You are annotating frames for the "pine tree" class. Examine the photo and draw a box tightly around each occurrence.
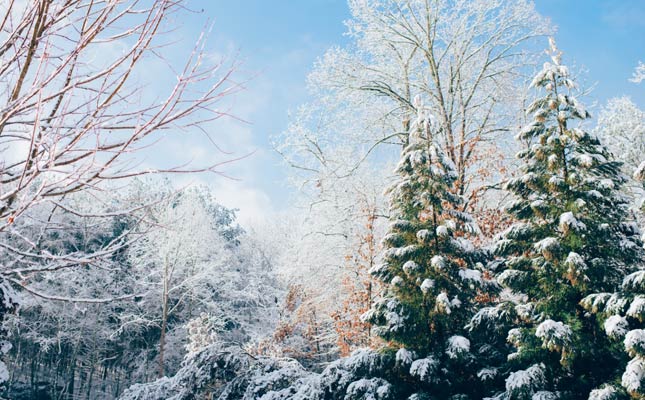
[361,97,495,398]
[493,39,644,398]
[575,164,645,398]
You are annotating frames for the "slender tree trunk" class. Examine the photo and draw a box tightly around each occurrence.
[158,258,170,378]
[30,357,36,394]
[114,369,121,398]
[68,363,75,400]
[158,311,167,378]
[86,365,95,400]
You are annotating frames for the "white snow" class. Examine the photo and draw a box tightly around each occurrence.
[521,172,537,183]
[467,305,511,332]
[565,252,586,269]
[532,392,557,400]
[604,315,629,339]
[505,363,546,396]
[446,335,471,359]
[435,292,452,314]
[634,161,645,181]
[0,361,8,385]
[535,319,572,351]
[396,348,415,366]
[632,61,645,84]
[565,251,588,282]
[459,268,482,284]
[384,245,419,260]
[559,212,586,233]
[416,229,431,242]
[622,356,645,394]
[368,262,388,276]
[455,237,475,252]
[446,219,457,231]
[409,357,439,383]
[547,154,558,168]
[409,149,428,166]
[431,255,446,270]
[477,367,498,381]
[589,385,620,400]
[0,279,19,310]
[598,179,615,190]
[557,111,567,122]
[420,279,434,294]
[534,237,559,255]
[402,260,420,275]
[623,271,645,291]
[507,328,522,346]
[345,378,392,400]
[497,269,527,288]
[577,154,593,167]
[625,329,645,357]
[395,245,419,258]
[382,299,405,331]
[627,296,645,321]
[391,276,404,286]
[548,175,564,187]
[436,225,449,237]
[0,341,11,355]
[382,233,403,246]
[606,294,630,314]
[515,303,534,320]
[571,128,586,140]
[570,94,586,113]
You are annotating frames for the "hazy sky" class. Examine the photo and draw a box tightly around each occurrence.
[152,0,645,226]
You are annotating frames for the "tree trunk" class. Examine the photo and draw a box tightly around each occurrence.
[86,365,95,400]
[67,363,75,400]
[158,310,167,378]
[158,258,170,378]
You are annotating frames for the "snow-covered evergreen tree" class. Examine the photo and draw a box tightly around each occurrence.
[579,269,645,398]
[578,168,645,398]
[360,97,495,398]
[493,39,645,398]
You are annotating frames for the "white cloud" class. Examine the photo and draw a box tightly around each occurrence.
[210,178,274,228]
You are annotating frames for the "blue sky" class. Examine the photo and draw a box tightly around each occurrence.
[161,0,645,225]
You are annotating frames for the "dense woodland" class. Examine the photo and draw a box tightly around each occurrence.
[1,0,645,399]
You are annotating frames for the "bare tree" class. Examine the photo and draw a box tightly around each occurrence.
[0,0,240,299]
[124,188,228,378]
[632,61,645,84]
[276,0,550,208]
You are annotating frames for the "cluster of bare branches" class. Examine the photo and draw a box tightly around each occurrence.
[278,0,550,211]
[0,0,239,300]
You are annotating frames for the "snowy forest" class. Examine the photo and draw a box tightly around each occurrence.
[1,0,645,399]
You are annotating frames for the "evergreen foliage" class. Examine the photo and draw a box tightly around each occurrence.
[360,97,497,398]
[492,39,645,398]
